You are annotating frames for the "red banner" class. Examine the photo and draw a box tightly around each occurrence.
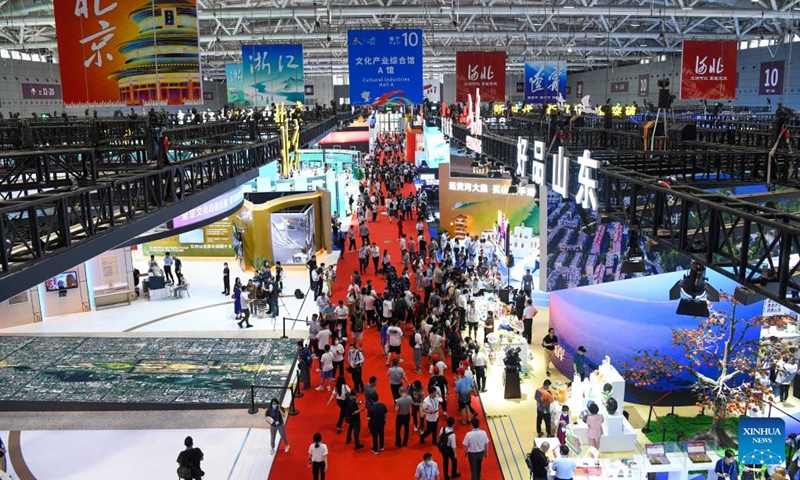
[54,0,203,107]
[456,51,506,103]
[680,40,738,100]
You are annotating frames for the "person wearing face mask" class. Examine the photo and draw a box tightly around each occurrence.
[266,397,290,455]
[307,432,328,480]
[415,452,441,480]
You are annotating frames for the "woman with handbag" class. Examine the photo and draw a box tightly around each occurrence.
[266,398,291,455]
[327,375,352,434]
[176,436,204,480]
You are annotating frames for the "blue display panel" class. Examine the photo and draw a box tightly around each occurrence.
[347,29,423,106]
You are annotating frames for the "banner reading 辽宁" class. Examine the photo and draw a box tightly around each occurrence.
[54,0,202,107]
[226,64,244,104]
[680,40,738,100]
[241,44,305,107]
[524,61,567,105]
[348,29,424,106]
[455,51,506,103]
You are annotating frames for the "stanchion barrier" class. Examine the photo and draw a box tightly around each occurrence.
[641,389,674,434]
[281,316,309,339]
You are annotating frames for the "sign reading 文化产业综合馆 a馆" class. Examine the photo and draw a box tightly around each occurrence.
[524,61,567,105]
[738,418,785,465]
[241,44,305,107]
[54,0,202,107]
[680,40,738,100]
[226,64,245,104]
[347,29,424,106]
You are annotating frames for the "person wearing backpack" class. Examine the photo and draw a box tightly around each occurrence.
[438,417,461,480]
[176,435,204,479]
[535,380,555,437]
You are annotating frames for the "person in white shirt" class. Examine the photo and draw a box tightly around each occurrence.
[471,349,489,393]
[316,292,330,313]
[429,354,448,376]
[439,417,460,480]
[308,432,328,479]
[778,356,797,403]
[462,418,490,480]
[551,445,577,480]
[415,452,441,480]
[330,337,346,378]
[522,299,539,345]
[316,345,335,391]
[420,387,441,444]
[412,328,424,374]
[316,323,333,364]
[386,321,404,366]
[311,268,322,299]
[382,296,394,321]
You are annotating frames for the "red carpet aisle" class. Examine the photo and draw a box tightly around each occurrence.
[271,181,504,479]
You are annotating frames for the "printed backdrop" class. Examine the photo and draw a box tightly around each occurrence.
[680,40,738,100]
[54,0,202,106]
[524,60,567,104]
[226,64,244,104]
[347,29,423,106]
[241,44,305,107]
[455,51,506,103]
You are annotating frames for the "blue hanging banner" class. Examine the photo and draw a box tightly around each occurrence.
[226,64,244,104]
[241,44,305,107]
[524,60,567,105]
[347,29,423,106]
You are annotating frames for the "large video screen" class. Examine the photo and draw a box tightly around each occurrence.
[45,271,78,291]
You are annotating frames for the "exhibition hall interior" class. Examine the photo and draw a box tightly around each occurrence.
[3,0,800,479]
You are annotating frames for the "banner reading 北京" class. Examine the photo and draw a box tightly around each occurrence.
[54,0,202,107]
[241,44,305,107]
[524,61,566,105]
[680,40,738,100]
[455,51,506,103]
[226,64,244,104]
[347,29,423,106]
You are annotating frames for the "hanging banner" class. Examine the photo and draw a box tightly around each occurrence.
[524,61,567,105]
[423,79,441,103]
[54,0,202,107]
[576,81,583,99]
[680,40,738,100]
[638,74,650,97]
[226,64,244,104]
[241,44,305,107]
[611,81,629,93]
[759,60,785,96]
[347,29,424,106]
[455,51,506,103]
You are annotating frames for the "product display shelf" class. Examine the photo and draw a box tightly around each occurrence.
[93,282,131,310]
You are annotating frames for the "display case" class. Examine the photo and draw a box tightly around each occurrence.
[634,442,688,480]
[93,283,131,310]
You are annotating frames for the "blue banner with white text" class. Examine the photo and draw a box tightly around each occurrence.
[347,29,423,106]
[524,61,567,104]
[241,44,305,107]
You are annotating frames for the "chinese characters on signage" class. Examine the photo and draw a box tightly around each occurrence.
[455,51,506,102]
[423,79,441,103]
[21,83,62,100]
[611,81,629,93]
[441,116,453,138]
[241,44,305,107]
[226,64,244,103]
[759,61,784,96]
[638,74,650,97]
[347,29,423,106]
[446,181,537,197]
[525,61,567,105]
[465,88,483,154]
[203,91,214,101]
[172,187,245,229]
[576,81,583,99]
[680,40,738,100]
[54,0,202,106]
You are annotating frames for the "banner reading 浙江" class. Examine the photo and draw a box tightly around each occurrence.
[423,79,441,103]
[241,44,305,107]
[680,40,738,100]
[455,51,506,103]
[54,0,202,106]
[347,29,423,106]
[524,61,566,105]
[226,64,244,104]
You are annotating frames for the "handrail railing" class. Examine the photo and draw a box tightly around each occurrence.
[280,316,309,339]
[248,355,301,415]
[765,400,800,425]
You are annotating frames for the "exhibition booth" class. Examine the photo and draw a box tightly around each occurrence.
[249,159,350,217]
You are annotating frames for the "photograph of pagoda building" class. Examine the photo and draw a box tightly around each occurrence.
[109,0,203,106]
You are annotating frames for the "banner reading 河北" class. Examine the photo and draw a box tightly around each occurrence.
[455,51,506,103]
[54,0,202,107]
[680,40,738,100]
[524,61,567,105]
[226,64,244,104]
[241,44,305,107]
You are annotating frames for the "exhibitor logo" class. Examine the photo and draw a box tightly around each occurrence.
[738,418,785,465]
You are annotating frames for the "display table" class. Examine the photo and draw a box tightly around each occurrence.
[633,451,689,480]
[93,283,131,310]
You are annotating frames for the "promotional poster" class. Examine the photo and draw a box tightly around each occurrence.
[524,60,567,104]
[241,44,305,107]
[347,29,424,106]
[680,40,738,100]
[423,79,442,103]
[226,64,245,104]
[54,0,202,106]
[455,51,506,103]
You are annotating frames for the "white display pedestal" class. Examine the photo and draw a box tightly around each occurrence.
[634,452,689,480]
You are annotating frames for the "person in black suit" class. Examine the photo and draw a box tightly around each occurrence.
[222,262,230,295]
[530,441,550,480]
[177,436,204,479]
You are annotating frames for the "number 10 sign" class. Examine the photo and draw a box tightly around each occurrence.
[759,60,784,96]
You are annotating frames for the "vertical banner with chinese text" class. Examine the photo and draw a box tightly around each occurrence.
[347,29,423,106]
[680,40,738,100]
[54,0,202,107]
[524,61,567,105]
[455,51,506,103]
[226,64,244,104]
[241,44,305,107]
[759,61,785,96]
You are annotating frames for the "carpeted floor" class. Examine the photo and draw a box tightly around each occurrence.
[271,177,504,479]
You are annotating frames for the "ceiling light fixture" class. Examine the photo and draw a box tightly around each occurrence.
[668,262,720,317]
[621,229,646,274]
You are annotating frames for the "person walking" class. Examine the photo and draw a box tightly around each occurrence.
[308,432,328,480]
[348,225,357,252]
[237,288,253,328]
[535,380,555,437]
[438,417,461,480]
[358,245,369,274]
[462,419,490,480]
[541,328,559,377]
[388,358,409,402]
[395,387,413,447]
[327,376,351,434]
[371,243,381,274]
[360,221,371,246]
[415,452,442,480]
[222,262,230,295]
[176,436,204,480]
[522,299,538,345]
[471,347,488,393]
[344,390,366,450]
[573,346,588,381]
[348,343,365,393]
[367,394,388,455]
[266,397,290,455]
[421,386,441,445]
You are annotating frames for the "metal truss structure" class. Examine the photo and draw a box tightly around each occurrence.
[2,0,800,75]
[0,113,350,303]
